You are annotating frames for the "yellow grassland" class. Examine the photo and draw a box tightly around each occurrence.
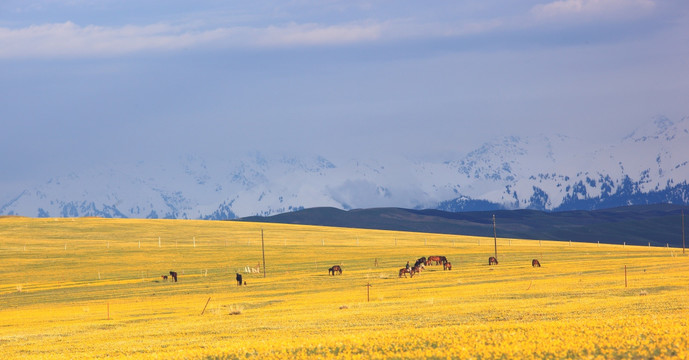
[0,216,687,359]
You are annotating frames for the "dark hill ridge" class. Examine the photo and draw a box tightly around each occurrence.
[236,204,688,247]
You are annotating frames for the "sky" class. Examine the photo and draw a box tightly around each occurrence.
[1,0,688,188]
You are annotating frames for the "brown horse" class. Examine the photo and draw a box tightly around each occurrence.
[399,268,411,278]
[532,259,541,267]
[488,257,498,265]
[443,262,452,270]
[426,256,447,266]
[329,265,342,275]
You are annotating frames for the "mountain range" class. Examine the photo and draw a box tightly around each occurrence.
[1,115,688,219]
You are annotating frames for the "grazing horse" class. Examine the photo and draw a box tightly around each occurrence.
[532,259,541,267]
[161,275,168,281]
[329,265,343,276]
[443,262,452,270]
[427,256,447,265]
[169,271,178,282]
[414,258,426,269]
[488,257,498,265]
[399,268,411,278]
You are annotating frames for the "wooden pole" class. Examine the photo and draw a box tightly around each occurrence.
[261,229,266,278]
[366,283,372,302]
[682,209,685,255]
[201,297,211,315]
[493,214,497,260]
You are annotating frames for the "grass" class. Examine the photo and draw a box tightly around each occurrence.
[0,216,687,359]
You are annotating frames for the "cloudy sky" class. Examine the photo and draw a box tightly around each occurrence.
[1,0,688,187]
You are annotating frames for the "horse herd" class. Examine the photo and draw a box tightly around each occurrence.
[326,255,456,278]
[329,256,542,279]
[160,257,542,283]
[397,256,452,278]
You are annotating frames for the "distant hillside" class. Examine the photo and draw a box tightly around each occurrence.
[237,204,688,248]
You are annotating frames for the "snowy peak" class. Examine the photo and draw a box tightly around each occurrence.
[450,133,593,183]
[1,115,688,218]
[623,115,687,142]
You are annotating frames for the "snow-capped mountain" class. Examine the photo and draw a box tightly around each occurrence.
[2,116,688,219]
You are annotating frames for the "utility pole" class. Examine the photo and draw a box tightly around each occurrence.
[261,229,266,278]
[493,214,498,260]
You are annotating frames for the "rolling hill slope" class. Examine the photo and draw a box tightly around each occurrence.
[237,204,688,247]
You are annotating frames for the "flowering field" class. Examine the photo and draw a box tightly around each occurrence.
[1,216,687,359]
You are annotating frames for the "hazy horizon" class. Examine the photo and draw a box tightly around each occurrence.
[2,1,688,188]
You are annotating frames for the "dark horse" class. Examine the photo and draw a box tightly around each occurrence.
[410,265,421,277]
[236,273,243,286]
[426,256,447,266]
[169,271,178,282]
[532,259,541,267]
[399,268,411,278]
[329,265,342,275]
[443,262,452,270]
[488,257,498,265]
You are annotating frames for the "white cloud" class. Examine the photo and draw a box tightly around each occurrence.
[0,21,219,58]
[254,22,382,47]
[0,0,667,60]
[0,20,389,58]
[531,0,656,20]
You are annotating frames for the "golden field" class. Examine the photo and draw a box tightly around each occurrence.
[0,216,687,359]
